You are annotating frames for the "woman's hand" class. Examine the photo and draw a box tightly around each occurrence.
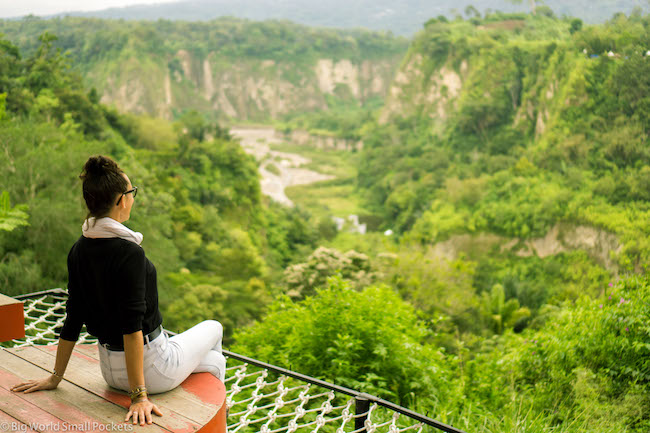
[11,374,62,393]
[126,397,163,425]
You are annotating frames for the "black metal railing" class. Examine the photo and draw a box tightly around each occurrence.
[220,351,466,433]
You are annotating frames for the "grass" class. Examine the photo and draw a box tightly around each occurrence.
[325,231,398,257]
[268,139,369,220]
[268,141,360,178]
[286,178,366,221]
[265,163,281,176]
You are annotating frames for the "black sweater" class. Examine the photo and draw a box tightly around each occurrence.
[59,236,163,346]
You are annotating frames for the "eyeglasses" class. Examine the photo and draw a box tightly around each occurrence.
[116,186,138,206]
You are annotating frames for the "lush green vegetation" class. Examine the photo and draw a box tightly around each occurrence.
[0,192,29,232]
[234,274,650,431]
[314,10,648,430]
[275,96,384,141]
[0,17,407,64]
[357,11,650,266]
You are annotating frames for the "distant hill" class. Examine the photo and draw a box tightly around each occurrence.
[47,0,650,35]
[0,17,407,121]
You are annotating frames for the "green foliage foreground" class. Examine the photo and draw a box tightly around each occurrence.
[234,275,650,432]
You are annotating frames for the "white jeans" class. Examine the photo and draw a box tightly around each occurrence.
[98,320,226,394]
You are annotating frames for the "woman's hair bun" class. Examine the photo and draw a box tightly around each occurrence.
[82,155,114,178]
[79,155,128,218]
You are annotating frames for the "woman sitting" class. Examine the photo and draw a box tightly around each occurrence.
[11,155,226,426]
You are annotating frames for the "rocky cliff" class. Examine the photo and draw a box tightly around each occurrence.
[378,16,579,139]
[95,52,401,121]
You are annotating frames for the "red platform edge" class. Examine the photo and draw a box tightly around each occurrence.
[69,347,228,433]
[185,373,227,433]
[0,294,25,342]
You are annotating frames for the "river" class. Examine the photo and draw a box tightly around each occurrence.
[230,127,334,206]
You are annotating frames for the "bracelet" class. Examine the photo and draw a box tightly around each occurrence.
[52,369,63,380]
[131,391,148,402]
[129,386,148,402]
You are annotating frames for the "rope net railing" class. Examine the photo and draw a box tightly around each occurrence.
[4,289,465,433]
[222,361,425,433]
[6,289,98,347]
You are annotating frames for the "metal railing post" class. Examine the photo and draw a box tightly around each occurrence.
[355,395,370,432]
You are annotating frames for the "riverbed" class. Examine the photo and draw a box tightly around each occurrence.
[230,126,334,206]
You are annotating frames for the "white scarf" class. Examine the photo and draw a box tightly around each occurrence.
[82,217,143,245]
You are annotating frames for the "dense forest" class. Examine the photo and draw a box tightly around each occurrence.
[1,7,650,433]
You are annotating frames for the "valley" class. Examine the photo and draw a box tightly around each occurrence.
[0,8,649,432]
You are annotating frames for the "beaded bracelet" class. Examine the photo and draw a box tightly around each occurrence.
[131,391,148,402]
[129,386,148,402]
[52,369,64,380]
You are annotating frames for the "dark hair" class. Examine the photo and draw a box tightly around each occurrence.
[79,155,128,219]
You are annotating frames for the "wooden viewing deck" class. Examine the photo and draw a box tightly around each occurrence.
[0,343,227,433]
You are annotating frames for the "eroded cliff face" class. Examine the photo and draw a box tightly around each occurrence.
[380,53,467,125]
[377,29,582,142]
[95,50,400,121]
[430,224,621,272]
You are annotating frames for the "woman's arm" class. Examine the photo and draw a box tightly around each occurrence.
[13,246,84,393]
[123,330,163,425]
[10,337,76,393]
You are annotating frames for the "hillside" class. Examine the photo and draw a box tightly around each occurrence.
[39,0,650,36]
[351,11,650,309]
[0,17,407,121]
[369,11,648,243]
